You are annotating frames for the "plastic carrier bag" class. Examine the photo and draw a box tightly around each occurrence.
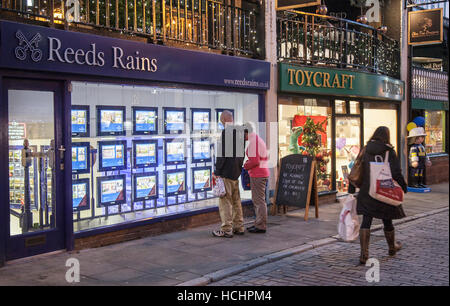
[212,176,227,198]
[337,194,360,242]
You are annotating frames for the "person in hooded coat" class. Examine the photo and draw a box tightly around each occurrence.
[349,126,408,264]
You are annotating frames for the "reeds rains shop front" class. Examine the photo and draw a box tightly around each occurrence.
[0,20,270,264]
[278,63,404,196]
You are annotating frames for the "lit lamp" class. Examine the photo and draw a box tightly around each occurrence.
[356,15,368,24]
[316,4,328,15]
[53,8,64,24]
[378,25,388,34]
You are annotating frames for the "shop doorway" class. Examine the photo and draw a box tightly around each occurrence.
[334,100,362,194]
[1,79,67,261]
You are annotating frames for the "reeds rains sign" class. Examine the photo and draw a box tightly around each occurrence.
[0,21,270,90]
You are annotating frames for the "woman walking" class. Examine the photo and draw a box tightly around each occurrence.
[351,126,408,264]
[243,123,270,233]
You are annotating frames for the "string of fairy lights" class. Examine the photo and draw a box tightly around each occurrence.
[12,0,259,56]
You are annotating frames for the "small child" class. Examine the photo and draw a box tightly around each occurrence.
[408,127,432,188]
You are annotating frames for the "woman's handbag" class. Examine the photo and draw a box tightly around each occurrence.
[348,146,365,188]
[368,151,404,206]
[212,176,227,198]
[241,168,251,191]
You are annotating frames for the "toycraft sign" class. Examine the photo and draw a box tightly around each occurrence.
[279,63,405,101]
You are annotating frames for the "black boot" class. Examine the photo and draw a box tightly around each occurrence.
[359,229,370,264]
[384,229,402,256]
[409,176,420,188]
[418,175,428,188]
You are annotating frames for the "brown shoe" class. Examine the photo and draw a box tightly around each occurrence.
[384,229,402,256]
[359,229,370,264]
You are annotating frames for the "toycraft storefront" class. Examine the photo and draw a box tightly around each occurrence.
[0,20,270,263]
[278,63,405,196]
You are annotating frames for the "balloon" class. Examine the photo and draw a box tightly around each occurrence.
[413,116,425,127]
[406,122,417,132]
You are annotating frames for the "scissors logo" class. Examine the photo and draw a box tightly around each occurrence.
[15,30,43,62]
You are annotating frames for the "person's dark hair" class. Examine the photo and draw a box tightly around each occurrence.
[369,126,391,145]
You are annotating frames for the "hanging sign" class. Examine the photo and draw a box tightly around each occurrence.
[276,0,321,11]
[408,8,443,45]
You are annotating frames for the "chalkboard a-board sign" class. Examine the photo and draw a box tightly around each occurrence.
[274,154,318,220]
[276,0,321,11]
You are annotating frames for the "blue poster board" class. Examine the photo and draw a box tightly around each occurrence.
[71,142,90,174]
[132,106,158,135]
[97,174,127,206]
[132,139,158,168]
[98,140,127,171]
[72,178,90,211]
[97,105,126,136]
[71,105,90,137]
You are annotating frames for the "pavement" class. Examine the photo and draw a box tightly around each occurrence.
[210,210,449,286]
[0,183,448,286]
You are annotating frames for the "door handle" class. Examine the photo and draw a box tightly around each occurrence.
[58,145,66,170]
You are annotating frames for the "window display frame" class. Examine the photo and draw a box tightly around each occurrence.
[216,108,234,130]
[165,169,187,197]
[163,107,186,135]
[191,137,212,163]
[96,174,127,207]
[132,106,158,135]
[191,108,211,133]
[71,105,90,137]
[96,105,126,136]
[164,138,187,165]
[191,166,213,193]
[132,139,159,169]
[98,140,128,172]
[71,142,91,174]
[132,172,159,202]
[72,178,90,212]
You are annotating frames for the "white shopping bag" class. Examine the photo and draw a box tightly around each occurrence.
[337,194,360,242]
[212,176,226,198]
[368,151,404,206]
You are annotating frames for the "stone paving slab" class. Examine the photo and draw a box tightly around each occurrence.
[0,183,447,286]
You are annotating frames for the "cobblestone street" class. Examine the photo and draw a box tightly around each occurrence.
[210,211,449,286]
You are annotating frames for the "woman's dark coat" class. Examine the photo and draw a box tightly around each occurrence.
[356,140,408,220]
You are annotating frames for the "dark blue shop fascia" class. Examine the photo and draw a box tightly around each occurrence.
[0,21,270,90]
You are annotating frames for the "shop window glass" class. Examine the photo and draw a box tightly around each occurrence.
[349,101,360,115]
[335,100,346,114]
[71,82,259,232]
[425,110,446,154]
[335,117,360,193]
[278,97,332,192]
[363,103,398,152]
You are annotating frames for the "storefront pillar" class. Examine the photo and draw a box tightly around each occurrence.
[264,0,279,193]
[0,76,6,267]
[400,1,410,179]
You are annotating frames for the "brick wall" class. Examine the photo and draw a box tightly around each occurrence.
[426,155,449,185]
[74,193,337,250]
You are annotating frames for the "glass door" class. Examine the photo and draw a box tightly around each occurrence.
[3,79,66,260]
[334,100,362,194]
